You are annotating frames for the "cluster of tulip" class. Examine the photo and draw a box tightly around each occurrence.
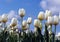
[0,8,60,42]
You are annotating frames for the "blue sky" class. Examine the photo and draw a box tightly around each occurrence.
[0,0,60,34]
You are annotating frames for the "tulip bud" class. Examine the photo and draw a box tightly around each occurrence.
[2,14,8,23]
[34,19,40,27]
[11,18,18,27]
[45,10,52,20]
[22,20,27,27]
[18,8,25,17]
[27,17,32,24]
[53,15,59,25]
[38,11,44,20]
[47,16,53,25]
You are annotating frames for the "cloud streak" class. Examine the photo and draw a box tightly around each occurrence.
[40,0,60,14]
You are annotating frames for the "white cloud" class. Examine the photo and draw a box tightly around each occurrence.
[40,0,60,14]
[8,10,18,20]
[6,10,20,27]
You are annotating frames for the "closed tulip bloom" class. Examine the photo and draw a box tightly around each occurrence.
[22,20,27,27]
[34,19,40,27]
[2,14,8,23]
[11,18,18,27]
[22,24,29,30]
[18,8,25,17]
[53,15,59,25]
[45,10,52,20]
[47,16,53,25]
[38,11,44,20]
[27,17,32,24]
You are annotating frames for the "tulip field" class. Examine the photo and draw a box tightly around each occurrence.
[0,8,60,42]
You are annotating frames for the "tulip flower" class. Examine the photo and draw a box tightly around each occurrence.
[2,14,8,23]
[47,16,53,25]
[27,17,32,33]
[34,19,40,27]
[45,10,52,20]
[38,11,44,20]
[22,20,27,27]
[10,18,18,27]
[53,15,59,25]
[22,20,27,30]
[27,17,32,24]
[53,15,59,42]
[22,24,29,30]
[18,8,25,17]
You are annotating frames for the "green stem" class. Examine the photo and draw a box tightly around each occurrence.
[54,25,56,42]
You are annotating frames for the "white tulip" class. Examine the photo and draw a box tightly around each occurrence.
[34,19,40,27]
[38,11,44,20]
[18,8,25,17]
[47,16,53,25]
[2,14,8,23]
[11,18,18,27]
[22,20,27,27]
[53,15,59,25]
[45,10,52,20]
[27,17,32,24]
